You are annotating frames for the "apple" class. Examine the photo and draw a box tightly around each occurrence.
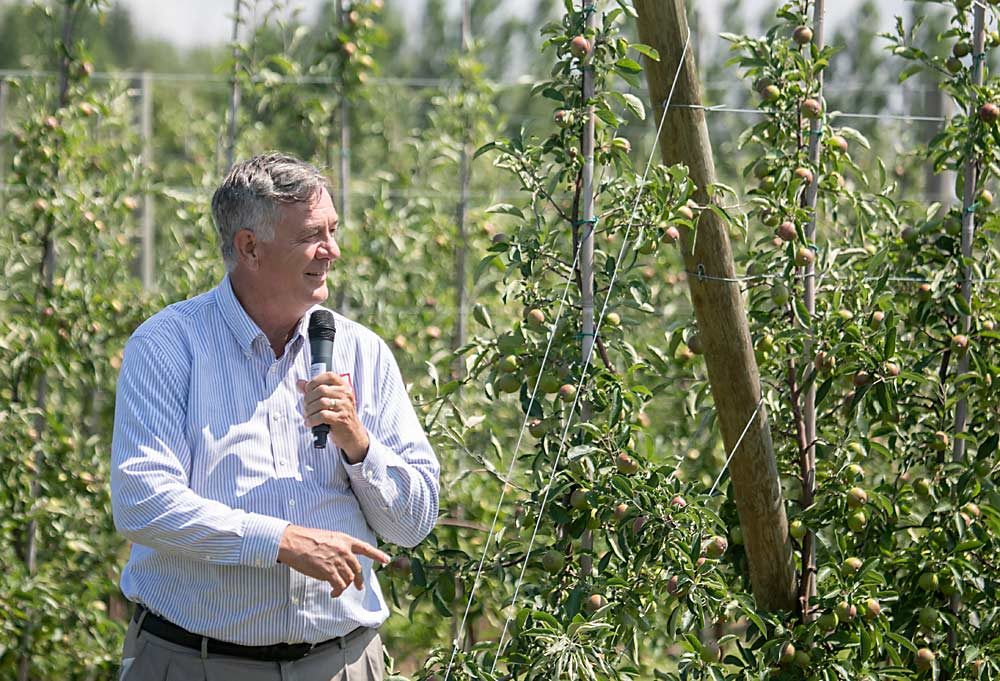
[801,98,822,119]
[392,334,408,350]
[831,135,849,153]
[915,648,935,674]
[979,188,994,206]
[569,489,590,510]
[761,84,781,102]
[558,384,577,402]
[499,355,519,374]
[917,282,933,300]
[425,325,441,340]
[946,57,963,74]
[770,283,790,306]
[794,650,811,668]
[884,361,900,377]
[541,550,565,574]
[615,453,639,474]
[918,607,938,631]
[952,334,969,352]
[570,35,591,59]
[780,642,796,665]
[604,312,621,327]
[913,478,933,498]
[730,526,744,545]
[963,502,981,518]
[846,463,865,479]
[918,572,939,592]
[847,487,868,509]
[662,225,681,244]
[526,308,546,327]
[817,611,839,632]
[847,511,867,532]
[687,331,703,355]
[842,556,863,575]
[852,370,872,388]
[584,593,606,612]
[677,204,695,221]
[705,536,728,559]
[795,246,815,267]
[496,374,520,393]
[815,350,836,373]
[864,598,882,620]
[553,109,572,126]
[613,502,629,521]
[794,167,814,184]
[835,600,857,622]
[632,515,648,535]
[670,495,687,508]
[789,520,807,540]
[777,221,797,242]
[700,641,721,663]
[953,41,972,58]
[793,26,813,45]
[933,431,950,451]
[980,102,999,124]
[386,555,411,578]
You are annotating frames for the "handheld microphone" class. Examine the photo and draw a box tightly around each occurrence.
[308,309,337,448]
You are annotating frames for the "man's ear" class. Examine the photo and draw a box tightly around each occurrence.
[233,229,259,270]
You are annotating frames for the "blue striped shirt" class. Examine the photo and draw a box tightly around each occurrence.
[110,275,439,645]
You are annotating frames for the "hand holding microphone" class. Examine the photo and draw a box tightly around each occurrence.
[301,310,369,461]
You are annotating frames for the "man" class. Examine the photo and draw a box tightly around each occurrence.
[111,152,439,680]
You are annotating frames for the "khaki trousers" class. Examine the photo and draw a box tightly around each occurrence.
[118,615,385,681]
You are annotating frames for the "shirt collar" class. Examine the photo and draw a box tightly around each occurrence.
[216,275,318,354]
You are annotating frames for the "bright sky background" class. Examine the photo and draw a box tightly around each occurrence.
[121,0,914,51]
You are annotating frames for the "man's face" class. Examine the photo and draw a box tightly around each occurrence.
[254,187,340,312]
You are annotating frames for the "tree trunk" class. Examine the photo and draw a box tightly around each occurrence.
[634,0,797,612]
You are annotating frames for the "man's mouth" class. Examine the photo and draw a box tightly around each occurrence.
[305,271,327,279]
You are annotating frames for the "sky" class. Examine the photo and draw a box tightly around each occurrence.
[120,0,913,51]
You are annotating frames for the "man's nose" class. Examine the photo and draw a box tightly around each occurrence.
[320,234,340,260]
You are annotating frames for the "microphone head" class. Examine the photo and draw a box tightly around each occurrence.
[308,309,337,342]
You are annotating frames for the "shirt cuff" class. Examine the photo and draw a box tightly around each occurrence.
[343,437,395,487]
[240,513,290,568]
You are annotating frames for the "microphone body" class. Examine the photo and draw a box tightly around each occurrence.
[308,310,337,448]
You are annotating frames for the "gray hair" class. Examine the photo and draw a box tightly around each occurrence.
[211,152,330,271]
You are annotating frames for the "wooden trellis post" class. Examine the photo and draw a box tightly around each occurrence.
[140,70,155,290]
[336,0,351,230]
[226,0,242,171]
[953,5,986,461]
[0,78,7,212]
[452,0,471,357]
[800,0,825,618]
[634,0,797,612]
[577,0,598,580]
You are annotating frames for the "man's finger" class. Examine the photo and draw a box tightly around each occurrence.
[354,571,364,590]
[305,372,348,392]
[353,541,390,565]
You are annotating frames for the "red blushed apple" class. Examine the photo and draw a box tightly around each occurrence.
[570,35,591,59]
[777,221,797,242]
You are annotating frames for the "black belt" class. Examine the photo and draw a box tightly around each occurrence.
[133,604,369,662]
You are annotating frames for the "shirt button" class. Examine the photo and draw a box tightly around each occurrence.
[288,499,295,507]
[291,597,300,606]
[269,365,277,374]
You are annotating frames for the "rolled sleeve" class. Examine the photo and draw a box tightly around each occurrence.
[344,343,440,548]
